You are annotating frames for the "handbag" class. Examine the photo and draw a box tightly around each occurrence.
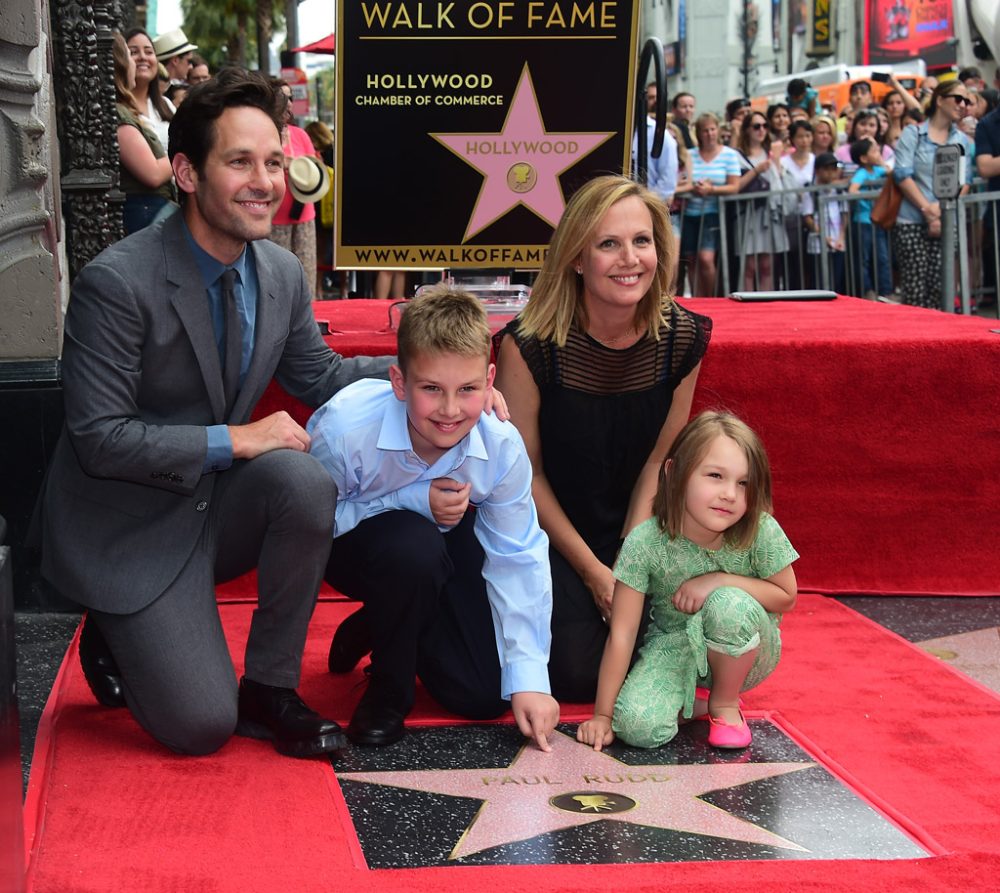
[738,152,770,210]
[871,175,902,230]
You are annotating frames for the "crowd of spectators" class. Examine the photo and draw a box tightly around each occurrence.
[635,66,1000,311]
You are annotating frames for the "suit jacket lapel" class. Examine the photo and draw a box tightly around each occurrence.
[232,239,282,421]
[162,214,227,422]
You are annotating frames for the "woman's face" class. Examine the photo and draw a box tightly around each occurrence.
[577,195,657,318]
[126,34,157,87]
[813,122,834,150]
[769,107,790,132]
[885,93,905,118]
[697,120,719,149]
[747,114,768,146]
[938,87,971,123]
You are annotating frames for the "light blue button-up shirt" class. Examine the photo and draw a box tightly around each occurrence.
[632,116,679,202]
[307,378,552,700]
[893,120,973,225]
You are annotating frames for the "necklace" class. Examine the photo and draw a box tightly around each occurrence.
[590,328,638,346]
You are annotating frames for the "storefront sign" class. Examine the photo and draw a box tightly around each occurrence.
[865,0,955,68]
[335,1,641,269]
[806,0,835,57]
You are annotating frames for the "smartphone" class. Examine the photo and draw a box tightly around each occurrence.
[871,71,891,83]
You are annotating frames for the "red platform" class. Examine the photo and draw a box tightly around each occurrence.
[255,297,1000,597]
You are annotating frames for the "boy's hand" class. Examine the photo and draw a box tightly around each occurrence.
[484,386,510,421]
[672,572,722,614]
[511,692,559,752]
[429,478,471,527]
[577,714,615,752]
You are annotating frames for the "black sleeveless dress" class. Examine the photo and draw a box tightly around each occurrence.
[494,303,712,701]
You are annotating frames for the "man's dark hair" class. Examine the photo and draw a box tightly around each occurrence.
[958,66,982,83]
[849,138,874,166]
[672,92,694,109]
[168,68,287,171]
[850,80,872,95]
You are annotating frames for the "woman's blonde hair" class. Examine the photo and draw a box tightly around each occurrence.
[693,112,721,150]
[652,411,773,550]
[112,32,143,116]
[305,120,334,153]
[516,175,676,346]
[810,114,837,146]
[666,122,689,173]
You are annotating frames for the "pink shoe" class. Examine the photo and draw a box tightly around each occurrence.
[707,710,752,749]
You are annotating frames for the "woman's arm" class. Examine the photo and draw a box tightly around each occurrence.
[622,362,702,535]
[672,563,797,615]
[737,158,770,190]
[889,76,922,113]
[577,581,646,751]
[495,336,616,615]
[712,173,742,196]
[118,124,172,189]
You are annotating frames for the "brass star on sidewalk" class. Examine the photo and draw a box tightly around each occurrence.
[339,730,812,859]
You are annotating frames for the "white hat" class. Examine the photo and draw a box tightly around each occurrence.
[287,156,331,204]
[153,28,198,61]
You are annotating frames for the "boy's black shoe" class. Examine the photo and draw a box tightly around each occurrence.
[78,614,126,708]
[236,677,348,758]
[346,678,408,747]
[328,606,372,673]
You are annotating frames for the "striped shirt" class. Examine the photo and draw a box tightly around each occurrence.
[684,145,741,216]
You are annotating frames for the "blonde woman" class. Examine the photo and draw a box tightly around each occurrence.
[493,175,712,701]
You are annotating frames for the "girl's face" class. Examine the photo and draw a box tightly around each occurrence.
[813,122,834,150]
[885,93,905,118]
[126,34,157,87]
[680,435,749,549]
[853,114,878,140]
[792,127,813,152]
[577,195,657,319]
[770,107,790,132]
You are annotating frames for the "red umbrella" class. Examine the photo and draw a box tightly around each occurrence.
[291,33,335,54]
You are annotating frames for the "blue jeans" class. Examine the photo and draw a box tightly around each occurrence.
[857,222,892,295]
[123,195,176,235]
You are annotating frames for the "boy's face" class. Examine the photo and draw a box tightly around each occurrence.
[816,164,839,183]
[864,141,883,167]
[389,351,495,465]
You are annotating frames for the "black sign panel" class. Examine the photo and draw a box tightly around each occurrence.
[335,1,641,269]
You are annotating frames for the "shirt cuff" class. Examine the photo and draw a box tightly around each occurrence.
[500,660,551,701]
[203,425,234,473]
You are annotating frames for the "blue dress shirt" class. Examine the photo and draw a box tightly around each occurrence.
[184,225,260,473]
[632,116,679,201]
[307,378,553,700]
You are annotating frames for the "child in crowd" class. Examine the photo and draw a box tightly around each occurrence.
[577,412,798,752]
[307,286,559,750]
[803,152,847,292]
[787,78,818,118]
[849,138,894,299]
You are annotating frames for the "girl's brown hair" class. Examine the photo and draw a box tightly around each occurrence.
[651,411,773,549]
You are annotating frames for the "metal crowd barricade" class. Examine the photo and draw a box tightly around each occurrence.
[956,187,1000,317]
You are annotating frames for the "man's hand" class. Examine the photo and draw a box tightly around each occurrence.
[577,714,615,752]
[429,478,471,527]
[511,691,559,752]
[229,411,310,460]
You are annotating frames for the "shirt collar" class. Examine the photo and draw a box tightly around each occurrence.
[182,219,250,287]
[376,393,489,462]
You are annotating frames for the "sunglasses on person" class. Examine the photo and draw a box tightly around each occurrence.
[749,122,767,130]
[946,94,972,107]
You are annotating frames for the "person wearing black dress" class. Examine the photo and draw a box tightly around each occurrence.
[494,175,712,703]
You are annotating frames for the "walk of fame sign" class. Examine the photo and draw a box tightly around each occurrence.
[334,1,641,269]
[332,723,929,868]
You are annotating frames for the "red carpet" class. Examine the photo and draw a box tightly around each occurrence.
[24,595,1000,892]
[257,297,1000,597]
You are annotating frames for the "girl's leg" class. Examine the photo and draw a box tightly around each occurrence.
[706,648,758,725]
[697,250,717,296]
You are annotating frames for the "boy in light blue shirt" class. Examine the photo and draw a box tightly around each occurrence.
[848,138,893,298]
[307,286,558,750]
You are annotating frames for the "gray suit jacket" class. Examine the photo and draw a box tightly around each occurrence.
[38,212,390,613]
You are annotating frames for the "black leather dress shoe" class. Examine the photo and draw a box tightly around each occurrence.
[328,607,372,674]
[236,677,347,758]
[347,682,408,747]
[78,614,126,708]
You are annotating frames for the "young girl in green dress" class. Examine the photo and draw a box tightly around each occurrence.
[577,411,798,751]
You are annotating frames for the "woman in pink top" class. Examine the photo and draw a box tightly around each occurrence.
[271,81,320,297]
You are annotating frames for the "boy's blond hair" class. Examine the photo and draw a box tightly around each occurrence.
[396,285,491,372]
[652,411,773,550]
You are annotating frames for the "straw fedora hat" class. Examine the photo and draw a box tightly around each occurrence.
[153,28,198,61]
[287,156,331,204]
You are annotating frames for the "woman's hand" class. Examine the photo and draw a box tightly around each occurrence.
[577,714,615,752]
[484,384,509,421]
[584,562,616,621]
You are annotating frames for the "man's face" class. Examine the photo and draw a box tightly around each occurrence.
[645,85,657,114]
[674,94,695,121]
[850,84,872,109]
[166,52,192,82]
[188,64,210,85]
[174,106,286,263]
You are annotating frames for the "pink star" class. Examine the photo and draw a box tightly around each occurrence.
[338,730,812,860]
[431,65,614,241]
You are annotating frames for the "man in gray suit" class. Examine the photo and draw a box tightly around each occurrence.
[36,70,389,758]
